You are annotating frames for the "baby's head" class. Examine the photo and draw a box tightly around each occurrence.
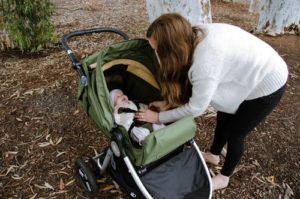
[109,89,128,107]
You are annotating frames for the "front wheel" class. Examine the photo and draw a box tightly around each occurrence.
[75,159,99,198]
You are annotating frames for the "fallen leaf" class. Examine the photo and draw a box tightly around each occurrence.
[73,110,80,115]
[252,159,261,167]
[283,182,294,198]
[65,179,75,186]
[49,190,68,196]
[59,178,65,190]
[3,165,18,176]
[56,151,67,157]
[20,160,28,169]
[35,88,45,94]
[102,185,115,191]
[23,90,34,95]
[5,151,18,157]
[31,117,44,120]
[55,137,63,145]
[12,174,23,180]
[38,142,51,147]
[10,90,20,98]
[29,193,37,199]
[59,171,69,175]
[265,176,275,184]
[44,182,54,190]
[46,134,51,140]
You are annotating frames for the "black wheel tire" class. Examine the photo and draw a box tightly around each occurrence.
[75,159,99,198]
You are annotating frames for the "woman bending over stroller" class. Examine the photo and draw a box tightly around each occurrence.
[135,13,288,191]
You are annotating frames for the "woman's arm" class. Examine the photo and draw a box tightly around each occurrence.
[149,100,170,112]
[135,76,219,124]
[159,76,219,123]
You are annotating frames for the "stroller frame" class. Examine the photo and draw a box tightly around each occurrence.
[61,28,212,199]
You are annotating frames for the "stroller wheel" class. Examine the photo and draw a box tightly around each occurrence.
[75,159,99,198]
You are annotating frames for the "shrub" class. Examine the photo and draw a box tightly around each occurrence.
[0,0,56,53]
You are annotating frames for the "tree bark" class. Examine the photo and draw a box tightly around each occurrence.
[145,0,212,26]
[250,0,300,36]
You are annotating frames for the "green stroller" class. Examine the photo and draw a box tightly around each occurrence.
[61,28,212,199]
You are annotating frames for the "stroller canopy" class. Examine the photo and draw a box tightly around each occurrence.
[78,39,161,136]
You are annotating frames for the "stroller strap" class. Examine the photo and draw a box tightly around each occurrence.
[118,107,137,114]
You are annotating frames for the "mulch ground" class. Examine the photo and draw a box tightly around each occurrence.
[0,0,299,198]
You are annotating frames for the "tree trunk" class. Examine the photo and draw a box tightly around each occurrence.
[145,0,212,26]
[250,0,300,36]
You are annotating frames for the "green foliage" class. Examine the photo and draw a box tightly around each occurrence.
[0,0,56,53]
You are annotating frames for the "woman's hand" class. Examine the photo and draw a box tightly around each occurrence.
[149,101,170,112]
[135,108,159,123]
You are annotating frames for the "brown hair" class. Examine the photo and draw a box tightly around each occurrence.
[146,13,203,107]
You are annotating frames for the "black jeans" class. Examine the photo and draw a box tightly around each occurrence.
[210,84,286,176]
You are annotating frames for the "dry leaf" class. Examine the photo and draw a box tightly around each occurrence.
[10,90,20,99]
[50,137,63,145]
[265,176,275,184]
[19,160,28,169]
[55,137,63,145]
[44,182,54,190]
[29,193,37,199]
[65,179,75,186]
[264,176,281,188]
[49,190,68,196]
[102,185,115,191]
[97,178,107,183]
[46,134,51,140]
[35,88,45,94]
[23,90,34,95]
[56,151,67,157]
[252,159,261,167]
[59,178,65,190]
[283,183,294,198]
[38,142,51,147]
[11,174,23,180]
[3,165,18,176]
[31,117,44,120]
[253,176,266,184]
[73,110,80,115]
[5,151,18,157]
[59,171,69,175]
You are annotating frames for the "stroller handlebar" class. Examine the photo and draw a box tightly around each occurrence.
[61,27,129,86]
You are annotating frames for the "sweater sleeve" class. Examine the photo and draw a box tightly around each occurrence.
[159,76,219,123]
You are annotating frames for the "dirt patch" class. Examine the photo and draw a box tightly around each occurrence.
[0,0,299,198]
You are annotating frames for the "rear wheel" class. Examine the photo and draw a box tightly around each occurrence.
[75,159,99,198]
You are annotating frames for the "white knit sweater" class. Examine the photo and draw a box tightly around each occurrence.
[159,23,288,123]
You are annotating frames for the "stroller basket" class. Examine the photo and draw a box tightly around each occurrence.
[62,28,212,199]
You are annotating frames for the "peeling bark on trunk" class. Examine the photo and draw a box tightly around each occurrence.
[145,0,212,26]
[250,0,300,36]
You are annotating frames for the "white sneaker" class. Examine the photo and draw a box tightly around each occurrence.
[202,152,220,165]
[212,174,229,191]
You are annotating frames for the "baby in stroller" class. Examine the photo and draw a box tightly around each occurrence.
[110,89,165,146]
[62,28,212,198]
